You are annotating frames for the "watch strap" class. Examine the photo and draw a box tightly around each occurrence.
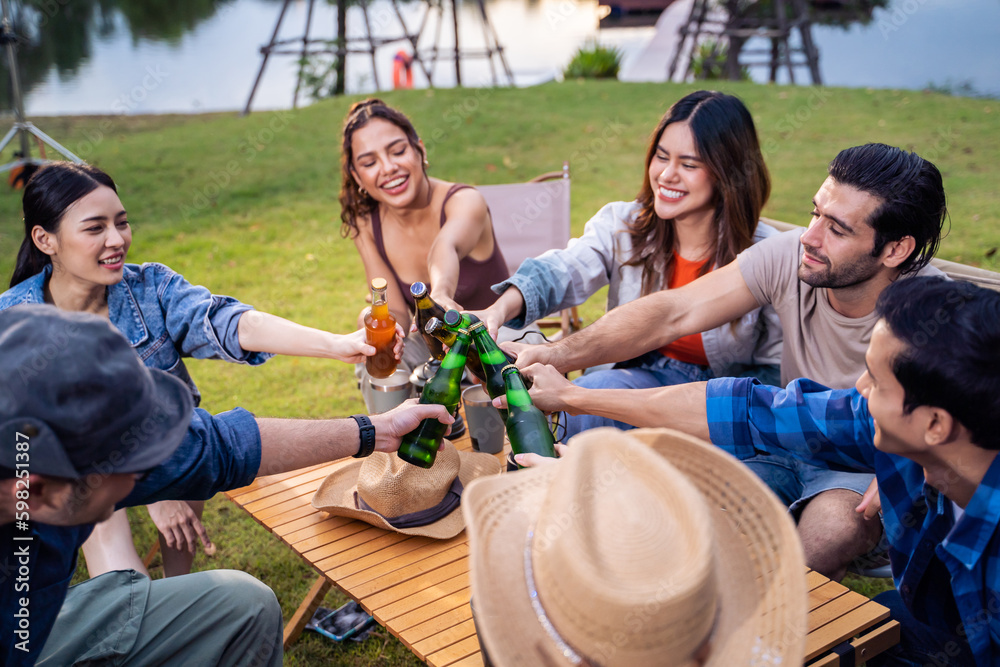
[351,414,376,458]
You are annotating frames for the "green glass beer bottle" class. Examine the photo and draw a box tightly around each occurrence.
[397,328,471,468]
[464,319,512,421]
[448,313,531,421]
[501,364,557,468]
[410,282,447,361]
[425,317,488,385]
[441,310,520,368]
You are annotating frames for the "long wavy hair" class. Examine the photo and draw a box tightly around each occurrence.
[10,162,118,288]
[338,98,426,239]
[626,91,770,296]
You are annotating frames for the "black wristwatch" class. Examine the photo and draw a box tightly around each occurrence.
[351,415,376,458]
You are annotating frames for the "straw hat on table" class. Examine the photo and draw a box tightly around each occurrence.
[463,427,807,666]
[313,438,501,540]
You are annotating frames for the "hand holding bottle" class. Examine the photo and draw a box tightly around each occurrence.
[331,326,405,364]
[514,442,570,468]
[491,363,573,415]
[501,364,557,467]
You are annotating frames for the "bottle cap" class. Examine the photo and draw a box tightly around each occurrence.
[371,277,388,290]
[410,282,428,297]
[424,317,443,334]
[443,309,463,327]
[501,364,518,374]
[468,321,485,332]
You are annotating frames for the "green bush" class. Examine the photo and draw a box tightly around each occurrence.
[563,41,622,80]
[690,40,750,81]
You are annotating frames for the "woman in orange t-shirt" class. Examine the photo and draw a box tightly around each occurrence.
[480,90,782,440]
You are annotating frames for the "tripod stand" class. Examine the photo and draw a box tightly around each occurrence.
[243,0,512,115]
[0,0,82,178]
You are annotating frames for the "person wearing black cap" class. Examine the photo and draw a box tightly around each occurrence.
[0,304,452,666]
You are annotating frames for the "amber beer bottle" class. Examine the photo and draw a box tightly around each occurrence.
[397,328,471,468]
[501,364,557,467]
[365,278,398,379]
[410,282,447,361]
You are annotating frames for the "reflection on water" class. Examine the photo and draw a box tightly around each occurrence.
[1,0,996,116]
[0,0,240,109]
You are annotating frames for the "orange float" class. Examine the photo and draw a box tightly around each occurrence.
[392,50,413,89]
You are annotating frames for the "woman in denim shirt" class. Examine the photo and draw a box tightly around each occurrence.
[477,91,783,440]
[0,162,401,579]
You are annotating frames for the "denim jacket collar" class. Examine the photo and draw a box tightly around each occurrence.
[107,269,150,347]
[7,265,150,347]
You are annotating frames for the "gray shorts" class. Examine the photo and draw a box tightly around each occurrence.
[742,452,874,516]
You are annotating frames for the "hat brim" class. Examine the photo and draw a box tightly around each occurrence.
[463,428,807,666]
[96,368,194,476]
[312,449,502,539]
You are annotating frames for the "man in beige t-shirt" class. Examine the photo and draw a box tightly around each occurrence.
[508,143,948,581]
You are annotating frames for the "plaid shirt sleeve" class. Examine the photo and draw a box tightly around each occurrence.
[705,377,878,473]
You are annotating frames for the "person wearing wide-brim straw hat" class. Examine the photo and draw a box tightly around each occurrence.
[463,427,807,666]
[313,438,501,539]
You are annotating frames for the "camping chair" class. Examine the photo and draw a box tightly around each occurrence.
[478,162,583,341]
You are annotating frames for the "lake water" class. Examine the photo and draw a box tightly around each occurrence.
[10,0,1000,116]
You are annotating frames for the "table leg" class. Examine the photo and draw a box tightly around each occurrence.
[284,575,333,649]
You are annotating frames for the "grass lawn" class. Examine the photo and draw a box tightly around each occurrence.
[2,80,997,665]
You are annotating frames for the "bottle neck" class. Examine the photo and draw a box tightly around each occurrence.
[502,370,532,408]
[442,332,471,369]
[371,287,389,319]
[472,325,506,364]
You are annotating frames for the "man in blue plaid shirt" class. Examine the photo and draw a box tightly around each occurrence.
[518,275,999,666]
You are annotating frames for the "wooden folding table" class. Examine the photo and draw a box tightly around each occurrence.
[224,424,899,665]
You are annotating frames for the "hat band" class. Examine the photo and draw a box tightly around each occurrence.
[524,529,601,667]
[355,477,464,529]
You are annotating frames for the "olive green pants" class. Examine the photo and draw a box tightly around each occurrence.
[38,569,282,666]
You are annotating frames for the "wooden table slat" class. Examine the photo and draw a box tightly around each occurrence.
[445,653,485,667]
[382,586,472,634]
[346,543,470,598]
[363,559,470,610]
[256,502,327,531]
[808,591,869,632]
[262,505,335,534]
[396,604,473,646]
[311,530,411,568]
[225,462,326,499]
[805,600,891,661]
[286,518,369,552]
[411,618,478,658]
[278,514,353,542]
[229,464,336,505]
[808,580,851,612]
[323,538,444,584]
[242,479,326,517]
[425,635,482,666]
[806,569,830,590]
[373,572,470,624]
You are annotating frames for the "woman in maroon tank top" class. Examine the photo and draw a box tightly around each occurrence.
[338,99,509,369]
